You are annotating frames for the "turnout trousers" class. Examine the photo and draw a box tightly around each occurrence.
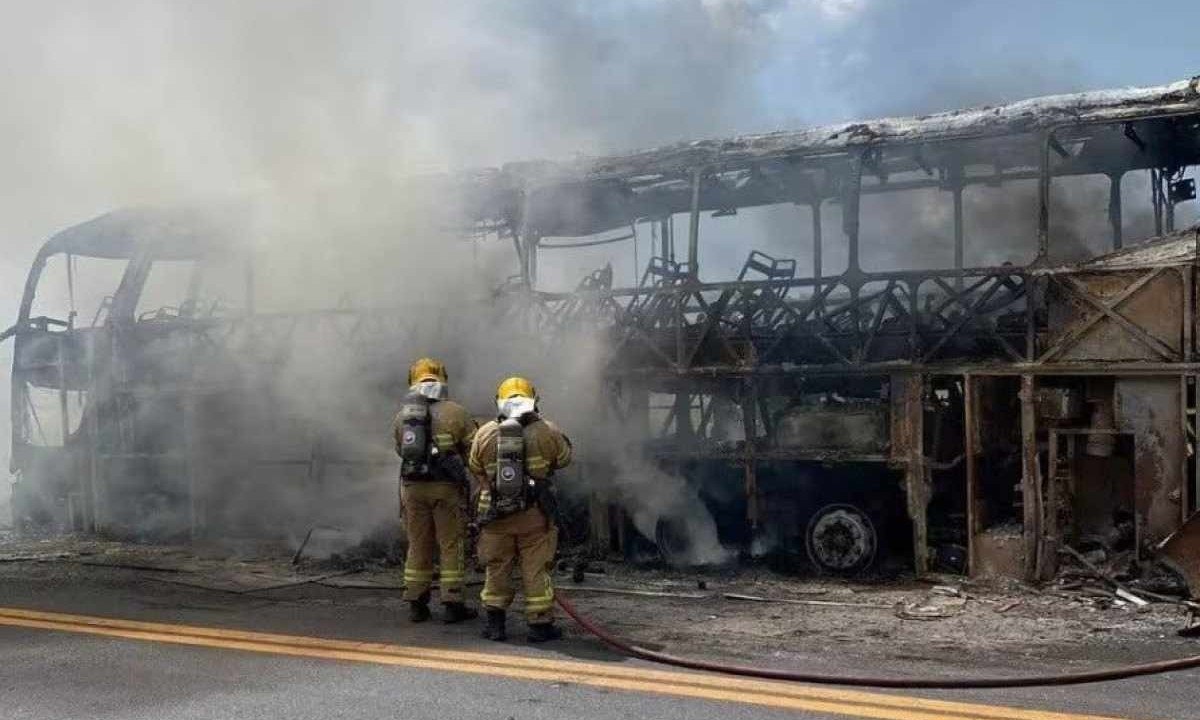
[477,507,558,624]
[401,481,467,603]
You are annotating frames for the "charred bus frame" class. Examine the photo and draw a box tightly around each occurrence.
[7,76,1200,579]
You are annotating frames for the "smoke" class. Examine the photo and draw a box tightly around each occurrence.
[613,458,734,566]
[1,2,1195,554]
[0,481,9,528]
[0,0,826,543]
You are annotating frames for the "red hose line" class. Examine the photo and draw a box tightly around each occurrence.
[555,593,1200,689]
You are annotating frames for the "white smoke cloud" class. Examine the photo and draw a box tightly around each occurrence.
[0,1,869,509]
[0,0,1192,548]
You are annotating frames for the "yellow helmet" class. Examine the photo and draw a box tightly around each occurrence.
[408,357,448,386]
[496,376,537,401]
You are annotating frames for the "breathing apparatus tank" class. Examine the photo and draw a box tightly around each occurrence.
[397,392,433,477]
[493,417,532,517]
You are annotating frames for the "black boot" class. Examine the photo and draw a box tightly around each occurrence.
[408,593,431,623]
[527,622,563,644]
[409,600,432,623]
[481,609,507,641]
[443,602,479,624]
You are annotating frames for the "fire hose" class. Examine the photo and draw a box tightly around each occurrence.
[554,593,1200,688]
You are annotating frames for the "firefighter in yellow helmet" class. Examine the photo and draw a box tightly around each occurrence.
[469,376,572,642]
[392,357,479,624]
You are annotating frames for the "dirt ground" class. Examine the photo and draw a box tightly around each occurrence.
[2,531,1197,673]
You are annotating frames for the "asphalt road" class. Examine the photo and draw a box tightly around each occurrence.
[1,565,1197,720]
[3,625,804,720]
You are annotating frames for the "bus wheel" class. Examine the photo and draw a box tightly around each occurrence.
[805,503,876,574]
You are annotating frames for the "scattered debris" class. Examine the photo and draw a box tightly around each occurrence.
[3,534,1196,670]
[1115,588,1151,608]
[1060,545,1154,607]
[1157,510,1200,600]
[1179,610,1200,638]
[723,592,892,610]
[895,592,968,621]
[570,586,708,600]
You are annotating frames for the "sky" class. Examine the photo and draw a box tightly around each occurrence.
[1,1,1197,275]
[0,0,1198,516]
[759,0,1200,122]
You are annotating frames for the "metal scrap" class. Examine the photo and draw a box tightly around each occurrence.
[1059,545,1174,610]
[1157,510,1200,599]
[723,592,893,610]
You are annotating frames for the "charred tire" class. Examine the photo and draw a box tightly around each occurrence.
[805,503,877,575]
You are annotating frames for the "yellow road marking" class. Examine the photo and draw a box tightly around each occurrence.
[0,606,1131,720]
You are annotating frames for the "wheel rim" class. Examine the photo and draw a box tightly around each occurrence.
[805,504,877,573]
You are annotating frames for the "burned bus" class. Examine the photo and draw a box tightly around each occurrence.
[7,76,1200,582]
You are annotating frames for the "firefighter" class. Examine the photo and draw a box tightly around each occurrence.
[469,376,572,643]
[392,357,479,624]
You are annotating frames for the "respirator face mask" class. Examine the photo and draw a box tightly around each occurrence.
[497,396,537,420]
[412,381,447,401]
